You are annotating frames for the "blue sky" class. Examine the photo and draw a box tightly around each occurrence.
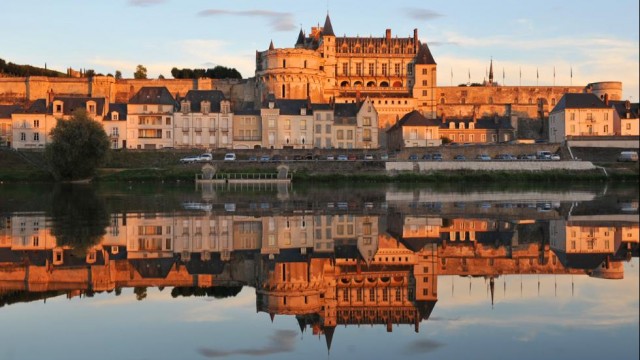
[3,0,639,101]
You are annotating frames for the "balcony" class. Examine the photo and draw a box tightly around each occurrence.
[233,136,262,141]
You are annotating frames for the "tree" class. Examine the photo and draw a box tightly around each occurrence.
[115,70,122,80]
[133,64,147,79]
[45,108,110,181]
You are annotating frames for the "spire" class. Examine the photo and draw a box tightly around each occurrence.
[322,13,335,36]
[490,277,495,309]
[323,326,336,354]
[295,28,305,47]
[269,313,275,322]
[489,57,494,84]
[415,42,436,65]
[268,40,274,51]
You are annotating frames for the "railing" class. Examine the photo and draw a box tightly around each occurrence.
[233,136,262,141]
[196,172,292,182]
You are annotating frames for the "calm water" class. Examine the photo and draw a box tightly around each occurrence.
[0,182,638,360]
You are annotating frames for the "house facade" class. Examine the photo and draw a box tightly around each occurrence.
[549,93,614,143]
[126,87,177,149]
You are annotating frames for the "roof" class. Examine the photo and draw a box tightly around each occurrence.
[553,251,608,270]
[322,14,335,36]
[387,110,441,132]
[551,93,608,113]
[51,96,106,116]
[274,99,311,115]
[130,257,176,278]
[439,116,514,130]
[183,90,226,112]
[129,86,177,105]
[108,103,127,121]
[0,104,23,119]
[13,99,47,114]
[610,100,639,119]
[311,103,333,111]
[415,42,437,65]
[184,253,226,275]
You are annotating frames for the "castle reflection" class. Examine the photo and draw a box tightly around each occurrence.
[1,200,638,350]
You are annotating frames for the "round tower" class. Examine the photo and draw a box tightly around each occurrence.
[586,81,623,102]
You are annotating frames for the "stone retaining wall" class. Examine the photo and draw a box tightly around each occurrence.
[386,160,596,172]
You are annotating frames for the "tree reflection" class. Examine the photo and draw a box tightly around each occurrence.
[49,185,109,256]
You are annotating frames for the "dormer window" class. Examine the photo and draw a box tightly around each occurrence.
[449,122,455,129]
[53,101,63,114]
[300,108,307,116]
[221,100,230,114]
[181,100,191,113]
[111,112,119,121]
[87,102,96,114]
[268,102,274,109]
[201,101,210,114]
[469,122,475,130]
[459,123,465,129]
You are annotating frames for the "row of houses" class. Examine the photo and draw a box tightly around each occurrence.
[0,87,380,150]
[1,88,636,151]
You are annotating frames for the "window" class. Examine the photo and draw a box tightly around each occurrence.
[282,59,286,68]
[422,90,427,96]
[422,80,427,86]
[363,117,371,126]
[342,290,349,301]
[337,130,344,140]
[422,68,427,75]
[342,63,348,75]
[369,289,375,301]
[20,132,26,141]
[300,120,306,130]
[368,63,374,76]
[34,133,39,141]
[284,119,291,130]
[381,64,387,76]
[394,63,401,75]
[363,128,371,141]
[326,124,331,133]
[626,123,631,130]
[347,130,353,140]
[356,63,362,76]
[316,124,322,133]
[33,119,40,128]
[586,113,593,121]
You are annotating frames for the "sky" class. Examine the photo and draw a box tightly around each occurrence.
[3,0,639,101]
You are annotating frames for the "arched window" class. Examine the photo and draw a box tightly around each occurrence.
[282,84,286,98]
[392,81,402,87]
[366,81,376,87]
[340,81,349,87]
[380,81,389,87]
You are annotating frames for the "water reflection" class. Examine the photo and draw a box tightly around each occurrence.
[0,183,638,357]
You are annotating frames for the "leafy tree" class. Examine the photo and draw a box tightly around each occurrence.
[133,64,147,79]
[85,69,96,77]
[158,74,165,79]
[115,70,122,80]
[134,287,148,301]
[45,108,110,181]
[170,65,242,79]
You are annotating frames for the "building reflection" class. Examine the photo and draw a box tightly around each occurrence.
[1,209,638,349]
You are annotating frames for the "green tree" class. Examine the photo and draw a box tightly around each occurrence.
[115,70,122,80]
[133,64,147,79]
[45,108,110,181]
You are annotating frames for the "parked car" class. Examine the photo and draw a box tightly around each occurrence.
[223,153,236,161]
[260,155,271,162]
[198,153,213,162]
[293,155,303,161]
[364,154,374,161]
[617,151,639,162]
[432,153,443,161]
[422,154,432,160]
[476,154,491,161]
[179,155,200,164]
[248,155,258,162]
[326,154,335,161]
[337,154,348,161]
[271,154,282,162]
[305,153,314,160]
[550,154,561,161]
[495,154,515,160]
[408,154,419,161]
[348,154,357,161]
[380,153,389,161]
[454,155,466,161]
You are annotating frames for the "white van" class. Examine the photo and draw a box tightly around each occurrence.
[617,151,638,162]
[224,153,237,161]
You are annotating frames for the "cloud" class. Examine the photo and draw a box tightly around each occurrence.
[404,8,444,21]
[403,339,446,354]
[128,0,166,6]
[197,9,295,31]
[429,41,459,47]
[198,330,297,358]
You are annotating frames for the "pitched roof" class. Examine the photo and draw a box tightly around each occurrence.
[415,42,436,65]
[322,14,335,36]
[551,93,608,113]
[14,99,48,114]
[129,86,177,105]
[108,103,127,121]
[296,29,306,46]
[0,104,23,119]
[311,103,332,111]
[387,110,440,132]
[333,103,359,125]
[609,100,639,119]
[274,99,311,115]
[52,96,106,116]
[183,90,226,112]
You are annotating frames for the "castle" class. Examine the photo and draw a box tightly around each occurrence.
[0,14,624,131]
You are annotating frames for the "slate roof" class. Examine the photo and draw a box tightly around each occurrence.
[553,250,608,270]
[311,103,332,111]
[108,103,127,121]
[322,14,335,36]
[415,42,437,65]
[130,257,176,278]
[609,100,639,119]
[551,93,608,113]
[129,86,177,105]
[274,99,311,115]
[0,104,23,119]
[439,117,514,130]
[51,96,106,116]
[13,99,47,114]
[387,110,441,132]
[184,253,225,275]
[183,90,226,112]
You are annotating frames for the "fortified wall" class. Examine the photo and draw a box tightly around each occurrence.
[0,76,258,109]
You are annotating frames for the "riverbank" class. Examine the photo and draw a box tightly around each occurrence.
[1,148,637,183]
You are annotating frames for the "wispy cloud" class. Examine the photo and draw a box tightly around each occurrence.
[198,330,297,358]
[403,339,446,354]
[197,9,295,31]
[404,8,444,21]
[128,0,166,6]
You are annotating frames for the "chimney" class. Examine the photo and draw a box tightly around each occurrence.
[441,112,447,124]
[604,93,609,106]
[355,90,361,106]
[413,28,419,52]
[494,115,499,125]
[386,29,391,40]
[47,89,54,108]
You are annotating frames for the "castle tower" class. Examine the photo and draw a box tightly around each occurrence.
[489,58,494,85]
[412,42,438,118]
[320,13,337,100]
